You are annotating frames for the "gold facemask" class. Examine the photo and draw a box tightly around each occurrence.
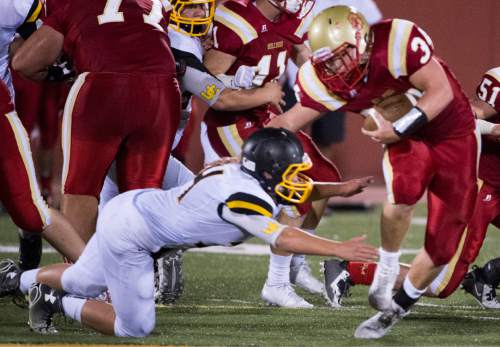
[170,0,215,37]
[275,157,313,204]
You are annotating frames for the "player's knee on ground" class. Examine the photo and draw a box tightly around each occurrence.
[114,313,155,337]
[61,265,106,298]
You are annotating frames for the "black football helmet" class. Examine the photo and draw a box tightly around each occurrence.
[241,128,313,204]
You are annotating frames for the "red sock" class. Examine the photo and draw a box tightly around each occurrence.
[347,261,377,285]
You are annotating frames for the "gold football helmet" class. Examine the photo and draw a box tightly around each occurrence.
[170,0,215,37]
[308,6,371,95]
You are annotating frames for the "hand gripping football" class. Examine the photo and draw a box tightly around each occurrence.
[361,89,421,131]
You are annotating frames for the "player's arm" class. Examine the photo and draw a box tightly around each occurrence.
[219,193,378,261]
[204,49,236,75]
[473,100,496,120]
[291,43,310,68]
[11,25,63,80]
[175,48,284,111]
[266,101,322,132]
[308,176,374,201]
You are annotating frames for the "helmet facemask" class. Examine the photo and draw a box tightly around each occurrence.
[274,155,313,204]
[170,0,215,37]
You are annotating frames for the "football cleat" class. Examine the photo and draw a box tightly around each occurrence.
[368,263,398,311]
[354,300,409,339]
[0,259,21,297]
[155,249,185,305]
[290,260,324,295]
[28,283,64,334]
[462,266,500,309]
[261,282,313,308]
[322,259,352,307]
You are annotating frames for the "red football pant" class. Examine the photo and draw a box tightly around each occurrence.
[61,72,181,198]
[0,81,50,232]
[383,133,479,266]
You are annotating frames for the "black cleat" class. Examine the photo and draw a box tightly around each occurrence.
[462,266,500,309]
[0,259,21,297]
[322,259,352,307]
[28,283,64,334]
[155,249,185,305]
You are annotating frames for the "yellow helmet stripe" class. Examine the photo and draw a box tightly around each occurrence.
[227,200,273,217]
[298,61,346,111]
[215,5,258,44]
[387,19,413,78]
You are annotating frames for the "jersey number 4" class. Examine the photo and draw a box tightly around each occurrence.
[97,0,168,32]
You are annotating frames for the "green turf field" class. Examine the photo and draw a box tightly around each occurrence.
[1,206,500,346]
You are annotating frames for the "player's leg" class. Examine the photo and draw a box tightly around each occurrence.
[115,74,180,193]
[60,73,123,243]
[0,104,85,262]
[368,139,431,311]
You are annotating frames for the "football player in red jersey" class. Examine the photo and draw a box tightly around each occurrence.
[12,0,182,244]
[267,6,478,337]
[202,0,350,308]
[0,0,85,263]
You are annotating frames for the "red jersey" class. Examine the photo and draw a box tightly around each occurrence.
[43,0,175,75]
[204,0,311,127]
[296,19,475,141]
[476,67,500,188]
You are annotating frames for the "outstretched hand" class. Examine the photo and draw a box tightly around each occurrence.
[339,176,375,197]
[361,110,401,144]
[336,235,378,262]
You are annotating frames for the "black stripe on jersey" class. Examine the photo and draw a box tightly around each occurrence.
[171,47,212,77]
[25,0,42,23]
[225,192,274,217]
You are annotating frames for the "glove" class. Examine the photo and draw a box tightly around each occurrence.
[46,60,76,82]
[233,65,258,89]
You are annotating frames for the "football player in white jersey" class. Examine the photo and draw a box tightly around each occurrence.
[99,0,285,305]
[0,0,85,265]
[0,128,377,337]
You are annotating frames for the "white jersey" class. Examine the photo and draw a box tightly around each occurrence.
[0,0,38,99]
[98,163,284,253]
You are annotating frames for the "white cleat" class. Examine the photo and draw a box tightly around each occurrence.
[261,282,314,308]
[368,263,398,311]
[290,262,324,295]
[354,300,409,339]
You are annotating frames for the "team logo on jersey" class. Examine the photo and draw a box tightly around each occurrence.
[261,24,268,33]
[483,194,493,202]
[263,222,279,235]
[201,84,220,101]
[267,41,284,50]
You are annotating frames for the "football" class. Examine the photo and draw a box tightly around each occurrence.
[361,90,421,131]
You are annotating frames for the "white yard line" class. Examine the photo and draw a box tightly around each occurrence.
[0,244,420,256]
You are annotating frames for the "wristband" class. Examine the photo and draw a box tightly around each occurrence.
[393,106,428,137]
[477,119,496,135]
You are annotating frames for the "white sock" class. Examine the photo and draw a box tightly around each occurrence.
[62,296,86,322]
[266,253,292,286]
[19,269,39,294]
[379,247,401,269]
[291,229,315,268]
[403,276,426,299]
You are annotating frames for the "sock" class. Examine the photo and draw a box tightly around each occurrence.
[291,229,315,268]
[393,276,426,311]
[62,296,86,322]
[379,248,401,269]
[482,257,500,287]
[347,261,377,285]
[266,253,292,286]
[19,269,40,294]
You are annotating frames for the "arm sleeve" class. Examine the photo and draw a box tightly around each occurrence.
[172,48,226,106]
[476,68,500,112]
[406,24,434,76]
[218,192,284,247]
[295,61,346,112]
[212,21,244,57]
[0,0,38,27]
